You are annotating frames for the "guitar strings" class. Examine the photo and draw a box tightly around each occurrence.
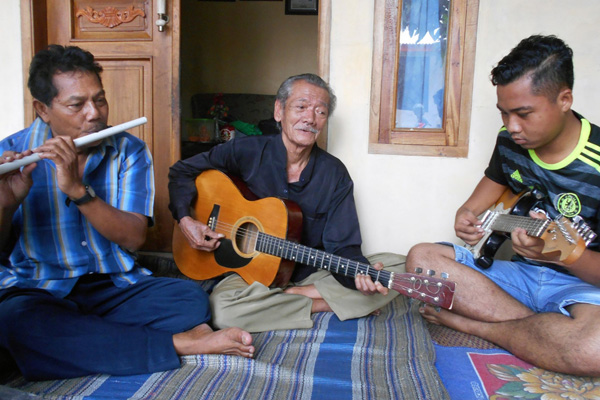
[203,219,454,307]
[490,214,549,236]
[208,219,455,285]
[209,220,261,242]
[208,219,373,273]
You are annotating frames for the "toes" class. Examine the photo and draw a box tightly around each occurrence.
[241,331,253,346]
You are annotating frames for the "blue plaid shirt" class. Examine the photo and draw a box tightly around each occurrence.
[0,118,155,297]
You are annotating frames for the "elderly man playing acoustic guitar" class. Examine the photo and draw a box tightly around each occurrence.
[168,73,429,333]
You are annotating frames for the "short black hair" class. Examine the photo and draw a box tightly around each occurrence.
[28,44,103,106]
[490,35,574,99]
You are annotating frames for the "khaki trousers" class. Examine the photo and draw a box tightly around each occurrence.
[209,252,406,333]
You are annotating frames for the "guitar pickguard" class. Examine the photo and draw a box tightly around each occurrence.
[214,239,252,269]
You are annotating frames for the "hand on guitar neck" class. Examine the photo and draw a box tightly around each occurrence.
[355,262,389,296]
[510,210,557,262]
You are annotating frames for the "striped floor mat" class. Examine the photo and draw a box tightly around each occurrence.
[2,297,448,400]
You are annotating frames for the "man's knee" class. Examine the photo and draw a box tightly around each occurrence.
[209,291,240,330]
[167,280,211,329]
[0,290,57,325]
[560,338,600,376]
[209,284,263,331]
[406,242,453,272]
[0,290,65,345]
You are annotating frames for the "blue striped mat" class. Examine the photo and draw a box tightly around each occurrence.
[1,297,448,399]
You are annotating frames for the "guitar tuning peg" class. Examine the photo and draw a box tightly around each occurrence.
[441,272,449,280]
[427,269,436,276]
[415,267,423,274]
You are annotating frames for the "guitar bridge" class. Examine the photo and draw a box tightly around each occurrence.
[208,204,220,231]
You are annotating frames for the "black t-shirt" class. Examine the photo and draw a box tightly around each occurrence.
[484,111,600,259]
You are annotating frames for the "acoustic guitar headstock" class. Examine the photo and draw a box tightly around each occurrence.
[390,268,456,310]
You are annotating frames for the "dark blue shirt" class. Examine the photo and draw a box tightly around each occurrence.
[168,134,368,289]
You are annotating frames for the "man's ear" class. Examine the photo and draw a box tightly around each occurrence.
[557,87,573,113]
[274,99,283,122]
[33,99,51,123]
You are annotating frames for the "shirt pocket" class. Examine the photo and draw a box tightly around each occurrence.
[300,211,327,248]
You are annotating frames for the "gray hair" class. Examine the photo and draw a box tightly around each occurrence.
[275,73,337,116]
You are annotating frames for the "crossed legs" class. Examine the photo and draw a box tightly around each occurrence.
[406,242,600,376]
[0,275,254,380]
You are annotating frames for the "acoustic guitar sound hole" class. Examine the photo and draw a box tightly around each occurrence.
[234,222,259,256]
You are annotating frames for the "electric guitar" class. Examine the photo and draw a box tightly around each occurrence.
[466,189,597,269]
[172,169,456,310]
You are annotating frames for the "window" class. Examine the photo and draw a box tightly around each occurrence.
[369,0,479,157]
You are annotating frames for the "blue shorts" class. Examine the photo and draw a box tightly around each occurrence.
[448,243,600,317]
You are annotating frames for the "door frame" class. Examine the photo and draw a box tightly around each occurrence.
[22,0,331,144]
[19,0,332,246]
[317,0,331,149]
[20,0,47,123]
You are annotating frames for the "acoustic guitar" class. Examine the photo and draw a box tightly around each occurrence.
[172,169,456,310]
[466,189,597,269]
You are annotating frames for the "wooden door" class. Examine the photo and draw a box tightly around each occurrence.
[21,0,181,251]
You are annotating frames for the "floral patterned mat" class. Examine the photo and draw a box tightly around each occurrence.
[430,325,600,399]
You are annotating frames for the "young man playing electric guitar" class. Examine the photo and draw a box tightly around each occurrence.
[407,35,600,376]
[168,74,411,333]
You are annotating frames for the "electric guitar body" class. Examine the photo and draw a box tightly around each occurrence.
[467,189,596,268]
[468,190,539,268]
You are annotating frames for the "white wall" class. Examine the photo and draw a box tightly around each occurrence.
[0,0,24,140]
[3,0,600,257]
[327,0,600,256]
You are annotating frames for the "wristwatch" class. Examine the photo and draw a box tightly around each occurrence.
[66,185,96,206]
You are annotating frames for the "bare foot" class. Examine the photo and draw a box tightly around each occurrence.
[173,323,254,358]
[284,284,321,299]
[311,298,333,313]
[419,304,479,335]
[284,285,334,313]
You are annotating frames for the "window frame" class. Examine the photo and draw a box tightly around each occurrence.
[369,0,479,157]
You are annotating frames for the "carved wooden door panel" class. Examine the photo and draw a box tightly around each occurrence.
[26,0,181,251]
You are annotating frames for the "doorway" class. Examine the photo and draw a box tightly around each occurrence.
[179,1,321,133]
[20,0,331,250]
